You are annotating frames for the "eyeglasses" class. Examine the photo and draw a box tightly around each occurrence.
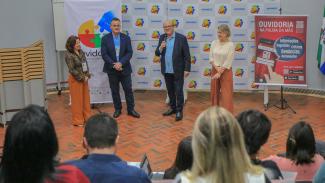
[163,25,173,29]
[111,25,121,27]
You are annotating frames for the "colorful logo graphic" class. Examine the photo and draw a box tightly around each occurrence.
[190,56,197,64]
[78,11,115,48]
[234,18,244,28]
[186,32,195,40]
[203,68,211,77]
[250,5,260,14]
[169,0,178,2]
[137,67,146,76]
[201,0,210,2]
[202,19,211,28]
[218,5,227,15]
[137,43,145,51]
[122,4,128,14]
[235,43,244,52]
[251,82,259,89]
[235,68,244,77]
[153,79,162,87]
[250,31,255,40]
[153,56,160,63]
[234,0,242,2]
[151,31,160,39]
[188,80,198,88]
[135,18,144,27]
[203,43,211,52]
[186,6,195,15]
[151,5,160,14]
[171,19,179,28]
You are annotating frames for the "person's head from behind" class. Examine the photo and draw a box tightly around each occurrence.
[83,113,118,153]
[1,105,58,183]
[236,109,271,157]
[286,121,316,165]
[174,136,193,171]
[189,107,260,183]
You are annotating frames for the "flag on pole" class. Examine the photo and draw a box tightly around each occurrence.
[317,6,325,74]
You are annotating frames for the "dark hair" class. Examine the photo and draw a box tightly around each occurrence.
[65,35,79,53]
[286,121,316,165]
[0,105,59,183]
[236,110,271,155]
[84,113,118,148]
[164,136,193,179]
[111,17,120,23]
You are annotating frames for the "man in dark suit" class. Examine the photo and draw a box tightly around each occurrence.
[67,113,151,183]
[155,20,191,121]
[101,18,140,118]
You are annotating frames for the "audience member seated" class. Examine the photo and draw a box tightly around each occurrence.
[163,136,193,179]
[313,163,325,183]
[265,121,324,181]
[0,105,89,183]
[176,107,266,183]
[237,110,283,181]
[315,140,325,159]
[66,113,151,183]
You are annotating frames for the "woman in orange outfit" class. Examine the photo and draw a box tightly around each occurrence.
[209,24,235,113]
[65,35,91,126]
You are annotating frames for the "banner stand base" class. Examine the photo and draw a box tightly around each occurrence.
[266,85,297,114]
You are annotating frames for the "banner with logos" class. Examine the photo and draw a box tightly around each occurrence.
[254,15,307,85]
[122,0,281,90]
[64,0,283,104]
[64,0,122,103]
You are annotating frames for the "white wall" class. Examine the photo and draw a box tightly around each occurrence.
[1,0,325,90]
[0,0,59,86]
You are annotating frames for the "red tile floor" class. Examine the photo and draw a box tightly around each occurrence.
[0,90,325,171]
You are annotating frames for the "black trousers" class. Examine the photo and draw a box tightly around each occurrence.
[108,73,135,112]
[164,73,184,112]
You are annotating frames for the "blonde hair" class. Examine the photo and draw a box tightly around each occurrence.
[163,20,173,26]
[218,24,231,37]
[185,107,262,183]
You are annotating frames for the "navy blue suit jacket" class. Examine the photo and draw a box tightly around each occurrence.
[155,32,191,79]
[67,154,151,183]
[101,33,133,76]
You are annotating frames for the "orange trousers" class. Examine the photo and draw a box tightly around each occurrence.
[68,74,91,125]
[210,67,234,113]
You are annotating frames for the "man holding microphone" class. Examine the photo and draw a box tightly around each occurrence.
[155,20,191,121]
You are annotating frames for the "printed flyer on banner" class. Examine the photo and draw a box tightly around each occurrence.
[64,0,122,103]
[254,15,307,85]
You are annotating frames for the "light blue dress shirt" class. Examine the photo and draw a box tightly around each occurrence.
[113,33,120,61]
[164,32,175,73]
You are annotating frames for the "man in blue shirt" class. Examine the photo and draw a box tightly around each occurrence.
[67,113,151,183]
[155,20,191,121]
[101,18,140,118]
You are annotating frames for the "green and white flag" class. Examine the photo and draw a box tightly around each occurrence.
[317,6,325,74]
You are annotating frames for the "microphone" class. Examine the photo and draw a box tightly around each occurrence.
[161,34,167,51]
[164,34,167,42]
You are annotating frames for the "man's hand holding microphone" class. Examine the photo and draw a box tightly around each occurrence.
[159,35,167,53]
